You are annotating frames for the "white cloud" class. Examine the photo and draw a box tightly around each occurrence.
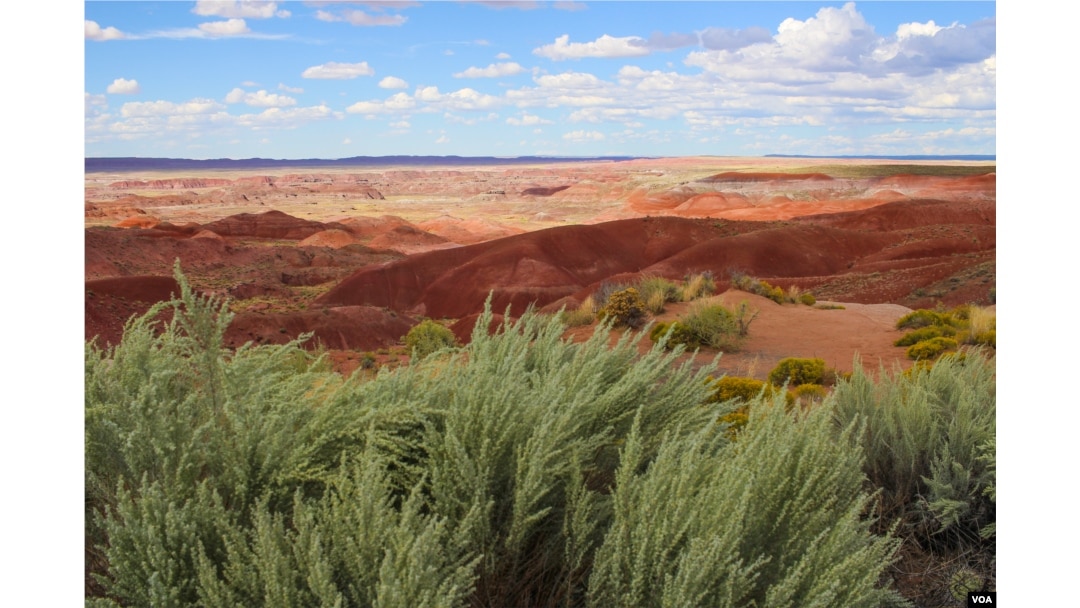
[121,98,225,118]
[389,120,411,129]
[278,83,303,94]
[85,20,125,41]
[435,134,449,144]
[192,1,289,19]
[225,88,297,107]
[535,71,603,89]
[897,20,944,40]
[319,8,407,26]
[346,92,416,115]
[562,130,605,141]
[533,34,649,61]
[85,92,108,117]
[107,78,141,95]
[496,52,512,60]
[506,112,553,126]
[342,137,352,144]
[198,19,251,36]
[454,62,525,78]
[443,88,502,111]
[302,61,375,79]
[444,112,499,126]
[415,86,443,102]
[233,104,342,129]
[379,76,409,89]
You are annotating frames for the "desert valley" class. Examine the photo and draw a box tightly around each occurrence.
[85,155,995,378]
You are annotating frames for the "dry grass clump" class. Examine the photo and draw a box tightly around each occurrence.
[678,271,717,302]
[560,295,597,327]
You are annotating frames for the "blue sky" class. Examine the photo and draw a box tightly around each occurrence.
[84,1,996,159]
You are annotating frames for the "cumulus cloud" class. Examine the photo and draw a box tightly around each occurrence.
[198,19,251,36]
[225,88,297,107]
[454,62,525,78]
[534,34,650,60]
[278,83,303,93]
[346,92,416,115]
[379,76,409,89]
[107,78,141,95]
[192,1,289,19]
[496,52,512,60]
[85,20,125,41]
[302,61,375,79]
[881,18,996,75]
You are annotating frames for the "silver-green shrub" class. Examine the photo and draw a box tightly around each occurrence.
[831,351,996,546]
[87,264,914,606]
[588,396,906,608]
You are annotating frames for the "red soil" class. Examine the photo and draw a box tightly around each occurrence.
[85,163,995,379]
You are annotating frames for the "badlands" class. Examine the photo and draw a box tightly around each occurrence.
[84,156,995,378]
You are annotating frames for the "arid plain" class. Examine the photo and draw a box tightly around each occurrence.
[84,156,995,378]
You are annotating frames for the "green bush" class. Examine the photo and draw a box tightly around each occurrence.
[893,324,956,347]
[791,383,828,405]
[968,329,995,348]
[896,309,950,330]
[404,319,459,360]
[906,337,958,361]
[730,271,790,304]
[798,293,817,306]
[768,357,827,387]
[706,376,782,404]
[680,301,744,351]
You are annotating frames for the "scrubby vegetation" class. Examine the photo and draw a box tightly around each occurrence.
[730,271,817,306]
[85,266,994,606]
[597,286,648,329]
[895,305,995,361]
[768,357,827,386]
[650,300,748,352]
[403,319,458,360]
[832,354,996,604]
